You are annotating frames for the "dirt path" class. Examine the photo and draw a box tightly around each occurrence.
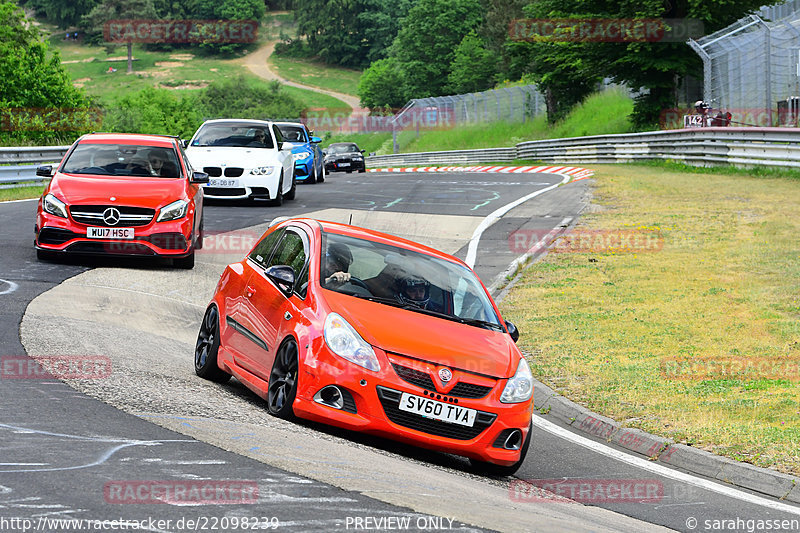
[238,40,365,113]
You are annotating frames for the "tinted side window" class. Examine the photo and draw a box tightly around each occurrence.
[249,227,285,267]
[269,231,307,274]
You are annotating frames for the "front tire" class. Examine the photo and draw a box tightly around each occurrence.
[270,174,284,207]
[318,164,325,182]
[173,250,195,269]
[267,337,299,419]
[285,172,296,200]
[469,422,532,477]
[194,305,231,383]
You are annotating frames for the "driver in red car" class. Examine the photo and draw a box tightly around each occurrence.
[322,243,352,287]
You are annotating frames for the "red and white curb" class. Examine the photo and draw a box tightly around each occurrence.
[367,165,595,180]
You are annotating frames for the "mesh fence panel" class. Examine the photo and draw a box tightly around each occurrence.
[689,0,800,126]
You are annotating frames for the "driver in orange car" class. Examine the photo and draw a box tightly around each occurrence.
[322,242,352,288]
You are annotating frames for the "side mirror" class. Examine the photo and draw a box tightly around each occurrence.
[265,265,295,297]
[36,165,53,177]
[190,171,209,183]
[277,141,284,151]
[322,150,327,156]
[180,139,188,148]
[310,136,322,143]
[369,152,376,157]
[360,149,365,154]
[505,320,520,343]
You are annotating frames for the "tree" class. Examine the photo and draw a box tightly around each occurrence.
[389,0,483,98]
[20,0,99,29]
[511,0,776,127]
[187,0,265,54]
[81,0,157,73]
[291,0,411,69]
[358,57,408,109]
[0,1,93,141]
[447,31,498,94]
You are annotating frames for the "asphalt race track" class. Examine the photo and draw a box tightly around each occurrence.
[2,171,799,532]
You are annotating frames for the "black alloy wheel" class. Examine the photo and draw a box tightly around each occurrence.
[267,338,299,419]
[194,305,231,383]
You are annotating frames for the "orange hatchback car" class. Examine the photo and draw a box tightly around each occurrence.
[195,217,534,475]
[35,133,207,268]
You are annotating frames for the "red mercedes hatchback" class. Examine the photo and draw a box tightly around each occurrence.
[195,217,534,475]
[35,133,207,268]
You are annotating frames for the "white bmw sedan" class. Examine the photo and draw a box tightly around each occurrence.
[186,119,296,205]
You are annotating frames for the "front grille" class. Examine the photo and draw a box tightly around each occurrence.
[66,241,155,255]
[203,187,247,197]
[224,167,243,177]
[391,363,494,399]
[203,167,222,177]
[38,228,79,245]
[376,386,496,441]
[70,205,154,228]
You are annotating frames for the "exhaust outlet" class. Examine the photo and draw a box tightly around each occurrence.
[503,429,522,450]
[314,385,344,409]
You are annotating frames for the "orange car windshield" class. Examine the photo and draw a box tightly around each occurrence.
[61,144,181,178]
[320,232,502,329]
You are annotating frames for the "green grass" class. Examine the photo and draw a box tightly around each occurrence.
[501,163,800,474]
[280,85,349,114]
[398,88,634,153]
[0,185,45,202]
[268,54,361,96]
[322,132,393,155]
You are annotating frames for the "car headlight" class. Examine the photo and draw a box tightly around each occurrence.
[324,313,380,372]
[42,193,68,218]
[500,358,534,403]
[353,156,364,160]
[157,199,188,222]
[292,151,312,162]
[250,166,277,175]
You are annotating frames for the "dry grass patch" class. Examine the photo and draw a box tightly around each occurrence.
[501,164,800,473]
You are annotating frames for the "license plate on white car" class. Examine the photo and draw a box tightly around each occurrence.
[399,392,477,427]
[338,162,350,167]
[87,227,134,239]
[207,179,240,187]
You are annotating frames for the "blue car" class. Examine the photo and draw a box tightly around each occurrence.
[276,122,325,184]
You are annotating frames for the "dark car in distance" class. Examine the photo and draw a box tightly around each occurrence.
[323,143,366,173]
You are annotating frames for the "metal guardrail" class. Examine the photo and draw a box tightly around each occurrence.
[367,127,800,169]
[366,147,517,167]
[0,146,69,187]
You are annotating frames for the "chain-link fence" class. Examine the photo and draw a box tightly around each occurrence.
[389,85,546,152]
[688,0,800,126]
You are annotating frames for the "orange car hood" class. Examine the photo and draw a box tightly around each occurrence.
[50,174,187,208]
[325,291,516,378]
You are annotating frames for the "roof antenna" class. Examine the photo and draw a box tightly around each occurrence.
[349,213,353,225]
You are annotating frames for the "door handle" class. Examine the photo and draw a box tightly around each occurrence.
[246,285,256,298]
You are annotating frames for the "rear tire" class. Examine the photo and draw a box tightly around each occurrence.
[469,422,532,477]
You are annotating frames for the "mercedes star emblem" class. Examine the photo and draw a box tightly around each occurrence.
[102,207,121,226]
[438,368,453,383]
